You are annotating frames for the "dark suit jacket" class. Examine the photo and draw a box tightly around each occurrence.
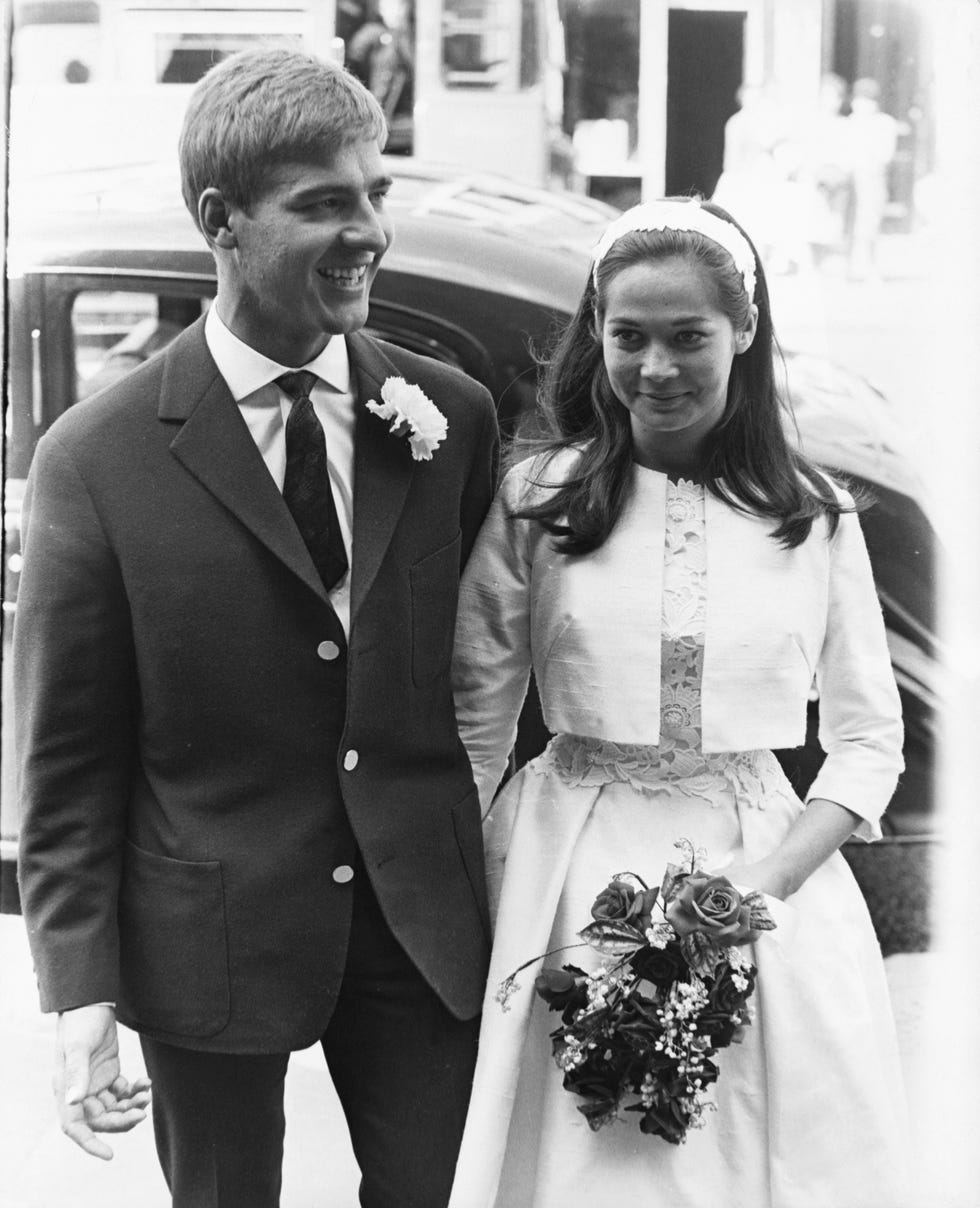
[15,317,499,1053]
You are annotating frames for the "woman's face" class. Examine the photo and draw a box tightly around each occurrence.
[598,256,757,468]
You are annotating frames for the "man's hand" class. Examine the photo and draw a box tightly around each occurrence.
[55,1004,152,1160]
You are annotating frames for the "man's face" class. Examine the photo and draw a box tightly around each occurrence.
[217,139,393,366]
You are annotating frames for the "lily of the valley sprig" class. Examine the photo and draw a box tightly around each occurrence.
[366,377,448,461]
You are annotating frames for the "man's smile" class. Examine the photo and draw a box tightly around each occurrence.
[317,265,369,287]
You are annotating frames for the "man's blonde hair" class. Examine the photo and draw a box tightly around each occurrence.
[179,47,388,228]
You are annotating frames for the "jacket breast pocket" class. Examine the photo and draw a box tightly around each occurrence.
[117,840,231,1039]
[410,531,462,687]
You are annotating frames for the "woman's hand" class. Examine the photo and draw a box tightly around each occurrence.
[722,796,863,902]
[719,856,795,902]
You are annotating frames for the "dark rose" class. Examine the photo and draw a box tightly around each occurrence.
[591,881,659,927]
[561,1041,633,1129]
[577,1094,620,1132]
[630,942,685,991]
[637,1088,690,1145]
[612,995,662,1052]
[699,966,756,1045]
[665,873,753,944]
[535,966,588,1015]
[591,880,640,923]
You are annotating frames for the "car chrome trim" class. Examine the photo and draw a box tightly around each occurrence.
[877,588,940,658]
[30,327,42,426]
[15,265,216,284]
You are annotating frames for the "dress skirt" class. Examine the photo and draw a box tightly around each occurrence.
[448,739,911,1208]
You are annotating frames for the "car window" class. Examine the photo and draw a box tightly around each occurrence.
[68,288,492,403]
[73,290,208,400]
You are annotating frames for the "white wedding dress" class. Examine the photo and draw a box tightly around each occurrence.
[449,468,910,1208]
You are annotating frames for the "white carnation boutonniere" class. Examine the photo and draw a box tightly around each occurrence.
[365,377,448,462]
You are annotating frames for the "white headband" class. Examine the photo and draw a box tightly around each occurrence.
[591,199,757,299]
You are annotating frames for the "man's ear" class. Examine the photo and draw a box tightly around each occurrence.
[198,188,237,250]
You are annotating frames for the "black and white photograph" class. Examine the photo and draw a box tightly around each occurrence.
[0,1,977,1205]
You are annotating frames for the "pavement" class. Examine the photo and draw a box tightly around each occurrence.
[0,914,361,1207]
[0,912,942,1208]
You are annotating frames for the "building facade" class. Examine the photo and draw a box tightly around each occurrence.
[9,0,933,218]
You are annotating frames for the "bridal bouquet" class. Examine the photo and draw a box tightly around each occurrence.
[497,839,776,1144]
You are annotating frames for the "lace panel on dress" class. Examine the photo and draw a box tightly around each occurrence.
[536,478,768,808]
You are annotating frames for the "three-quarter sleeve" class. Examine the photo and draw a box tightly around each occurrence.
[806,507,905,839]
[452,467,536,814]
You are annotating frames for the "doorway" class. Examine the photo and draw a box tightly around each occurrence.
[665,8,745,197]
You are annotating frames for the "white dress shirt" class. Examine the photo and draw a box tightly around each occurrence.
[204,305,356,635]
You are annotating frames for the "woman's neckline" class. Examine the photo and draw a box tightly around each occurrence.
[631,460,705,488]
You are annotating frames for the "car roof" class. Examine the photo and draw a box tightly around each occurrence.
[779,351,929,507]
[7,202,592,316]
[9,152,615,254]
[380,155,618,249]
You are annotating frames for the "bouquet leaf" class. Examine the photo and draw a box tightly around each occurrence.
[578,920,647,956]
[679,930,727,978]
[659,862,687,902]
[742,889,778,933]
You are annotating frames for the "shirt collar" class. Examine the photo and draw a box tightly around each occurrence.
[205,304,351,401]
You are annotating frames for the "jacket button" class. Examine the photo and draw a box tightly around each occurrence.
[343,749,359,772]
[332,865,355,884]
[317,641,340,661]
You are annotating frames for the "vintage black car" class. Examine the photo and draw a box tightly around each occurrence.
[1,193,940,933]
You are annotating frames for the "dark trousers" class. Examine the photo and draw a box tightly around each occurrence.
[140,870,480,1208]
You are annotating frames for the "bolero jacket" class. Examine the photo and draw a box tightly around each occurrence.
[452,449,904,839]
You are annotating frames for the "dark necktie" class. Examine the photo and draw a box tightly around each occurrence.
[277,371,349,592]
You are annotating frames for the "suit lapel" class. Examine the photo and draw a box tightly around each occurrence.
[347,331,416,624]
[161,319,330,605]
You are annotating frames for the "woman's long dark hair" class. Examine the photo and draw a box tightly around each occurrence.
[513,198,854,553]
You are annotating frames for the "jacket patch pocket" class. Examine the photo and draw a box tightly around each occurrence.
[118,840,231,1039]
[410,531,462,687]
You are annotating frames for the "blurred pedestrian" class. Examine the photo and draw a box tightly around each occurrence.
[844,77,900,279]
[346,0,415,125]
[713,83,784,232]
[16,46,497,1207]
[713,83,807,274]
[792,73,852,262]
